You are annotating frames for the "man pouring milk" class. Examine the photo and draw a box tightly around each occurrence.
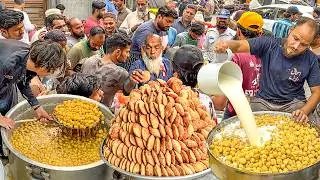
[214,17,320,124]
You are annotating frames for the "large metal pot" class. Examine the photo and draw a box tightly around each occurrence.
[100,138,216,180]
[206,111,320,180]
[1,94,115,180]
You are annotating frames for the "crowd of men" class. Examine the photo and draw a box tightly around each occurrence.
[0,0,319,132]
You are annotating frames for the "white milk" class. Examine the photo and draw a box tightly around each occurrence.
[219,73,262,146]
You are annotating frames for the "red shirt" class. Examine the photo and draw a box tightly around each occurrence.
[84,16,101,36]
[227,53,262,116]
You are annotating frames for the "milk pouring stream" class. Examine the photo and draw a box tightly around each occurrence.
[219,73,262,146]
[198,62,262,146]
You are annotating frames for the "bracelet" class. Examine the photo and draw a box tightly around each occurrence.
[33,105,41,111]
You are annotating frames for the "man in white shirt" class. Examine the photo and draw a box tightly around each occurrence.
[119,0,155,36]
[13,0,36,44]
[205,9,236,62]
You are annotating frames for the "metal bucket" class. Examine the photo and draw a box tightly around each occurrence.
[1,94,115,180]
[206,111,320,180]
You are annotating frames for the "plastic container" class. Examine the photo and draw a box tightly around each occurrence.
[197,61,243,96]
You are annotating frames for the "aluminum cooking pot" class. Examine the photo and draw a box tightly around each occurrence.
[206,111,320,180]
[1,94,115,180]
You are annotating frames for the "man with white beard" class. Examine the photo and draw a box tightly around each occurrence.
[119,0,155,36]
[129,34,173,82]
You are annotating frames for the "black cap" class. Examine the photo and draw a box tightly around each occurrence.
[286,6,302,15]
[173,45,204,72]
[92,0,106,9]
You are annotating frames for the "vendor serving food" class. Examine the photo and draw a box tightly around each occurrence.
[0,39,67,129]
[215,17,320,124]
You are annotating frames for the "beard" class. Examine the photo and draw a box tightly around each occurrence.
[142,52,163,76]
[137,8,148,19]
[73,32,85,39]
[283,40,305,58]
[97,12,103,19]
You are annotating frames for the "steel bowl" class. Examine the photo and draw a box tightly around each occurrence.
[100,137,214,180]
[206,111,320,180]
[1,94,115,180]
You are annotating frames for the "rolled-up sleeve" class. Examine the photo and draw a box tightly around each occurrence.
[17,80,39,107]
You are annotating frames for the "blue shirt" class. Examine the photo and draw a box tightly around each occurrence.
[131,20,176,56]
[128,57,173,82]
[272,19,293,38]
[172,17,190,34]
[105,0,117,15]
[248,37,320,103]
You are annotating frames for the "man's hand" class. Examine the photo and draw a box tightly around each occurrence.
[292,109,309,123]
[34,106,53,121]
[215,40,229,53]
[0,116,15,130]
[130,70,145,83]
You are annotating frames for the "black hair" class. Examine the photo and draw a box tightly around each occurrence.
[44,29,67,42]
[105,33,131,54]
[292,17,319,39]
[14,0,25,5]
[56,4,66,11]
[156,5,178,19]
[57,73,101,98]
[0,9,24,29]
[103,12,116,20]
[30,40,67,72]
[92,0,106,14]
[172,45,204,88]
[45,14,65,29]
[186,4,198,12]
[283,12,293,19]
[237,24,259,38]
[189,22,205,35]
[89,26,105,37]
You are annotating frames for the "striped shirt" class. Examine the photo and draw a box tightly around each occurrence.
[272,19,293,38]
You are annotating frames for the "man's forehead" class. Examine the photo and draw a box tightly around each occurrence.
[137,0,147,3]
[104,18,115,22]
[292,25,315,43]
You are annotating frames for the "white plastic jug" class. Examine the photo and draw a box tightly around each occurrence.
[197,61,243,96]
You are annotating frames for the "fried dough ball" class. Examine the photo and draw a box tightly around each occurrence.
[54,100,103,129]
[210,115,320,174]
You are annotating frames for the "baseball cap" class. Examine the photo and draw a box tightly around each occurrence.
[217,9,231,19]
[173,45,204,72]
[237,11,263,32]
[286,6,302,15]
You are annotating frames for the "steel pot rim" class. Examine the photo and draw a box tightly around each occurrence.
[1,94,112,171]
[206,111,320,177]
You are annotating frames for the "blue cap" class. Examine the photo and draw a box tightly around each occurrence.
[217,9,231,19]
[286,6,302,15]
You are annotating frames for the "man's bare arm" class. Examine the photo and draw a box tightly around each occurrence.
[215,40,251,53]
[302,86,320,115]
